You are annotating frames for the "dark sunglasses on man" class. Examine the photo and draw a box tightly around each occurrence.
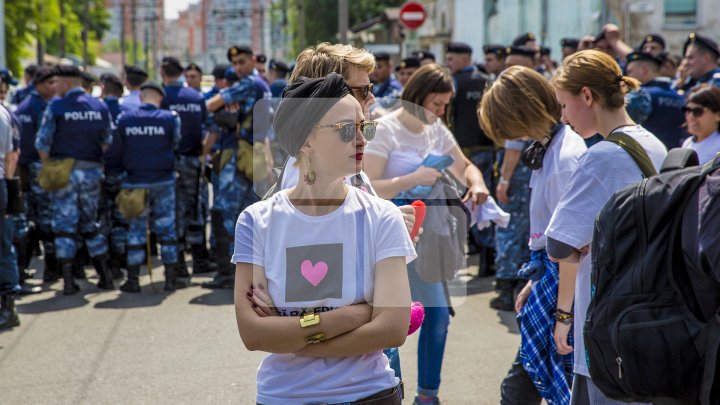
[314,120,378,142]
[682,106,706,117]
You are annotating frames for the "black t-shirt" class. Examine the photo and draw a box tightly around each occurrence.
[451,67,492,148]
[681,164,720,322]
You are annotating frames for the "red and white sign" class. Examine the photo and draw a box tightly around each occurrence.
[399,2,427,30]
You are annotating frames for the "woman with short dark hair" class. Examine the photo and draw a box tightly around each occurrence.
[682,84,720,164]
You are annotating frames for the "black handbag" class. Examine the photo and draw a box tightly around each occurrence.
[6,177,25,215]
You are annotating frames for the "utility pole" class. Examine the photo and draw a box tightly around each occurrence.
[338,0,348,44]
[82,0,90,68]
[37,3,45,65]
[59,0,66,58]
[131,0,138,65]
[144,25,149,73]
[120,2,127,68]
[297,0,305,49]
[0,0,6,68]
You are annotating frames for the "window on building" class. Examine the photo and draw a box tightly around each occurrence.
[664,0,698,26]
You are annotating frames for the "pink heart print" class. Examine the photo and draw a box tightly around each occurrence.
[301,260,328,287]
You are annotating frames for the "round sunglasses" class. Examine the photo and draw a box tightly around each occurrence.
[314,120,378,142]
[682,106,706,117]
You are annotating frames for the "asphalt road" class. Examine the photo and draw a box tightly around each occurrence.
[0,257,520,404]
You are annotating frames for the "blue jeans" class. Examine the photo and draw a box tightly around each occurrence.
[408,262,450,397]
[0,180,20,296]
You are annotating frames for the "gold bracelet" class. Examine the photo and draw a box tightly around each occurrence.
[304,332,327,344]
[555,310,573,325]
[300,313,320,328]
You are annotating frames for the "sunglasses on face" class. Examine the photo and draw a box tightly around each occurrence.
[314,120,378,142]
[682,106,706,117]
[348,83,374,100]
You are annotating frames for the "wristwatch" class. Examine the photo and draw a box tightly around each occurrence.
[499,176,510,186]
[300,313,320,328]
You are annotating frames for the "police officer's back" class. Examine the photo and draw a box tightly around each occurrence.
[160,57,207,158]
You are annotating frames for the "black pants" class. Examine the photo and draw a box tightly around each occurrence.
[500,349,543,405]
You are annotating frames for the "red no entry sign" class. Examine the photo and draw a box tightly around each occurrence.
[399,2,427,30]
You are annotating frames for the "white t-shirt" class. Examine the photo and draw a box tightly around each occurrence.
[528,126,587,251]
[232,186,416,404]
[365,112,458,179]
[545,125,667,377]
[280,156,377,195]
[682,130,720,164]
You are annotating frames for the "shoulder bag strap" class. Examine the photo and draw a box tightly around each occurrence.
[605,132,657,177]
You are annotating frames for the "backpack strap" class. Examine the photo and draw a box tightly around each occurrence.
[660,148,699,173]
[605,132,658,177]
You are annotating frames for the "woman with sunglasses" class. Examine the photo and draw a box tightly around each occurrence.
[365,63,489,405]
[546,50,666,405]
[682,84,720,164]
[233,73,414,404]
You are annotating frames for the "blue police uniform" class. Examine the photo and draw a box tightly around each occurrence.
[101,96,130,274]
[34,87,114,293]
[642,78,686,148]
[115,103,182,292]
[0,105,21,330]
[204,86,220,101]
[203,74,259,288]
[269,79,287,98]
[15,90,58,278]
[675,67,720,95]
[372,77,402,110]
[120,90,142,110]
[161,81,209,266]
[11,84,35,105]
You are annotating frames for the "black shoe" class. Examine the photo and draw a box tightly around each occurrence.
[109,252,125,280]
[190,244,217,274]
[61,261,80,295]
[18,283,42,295]
[490,279,515,311]
[93,254,116,290]
[477,247,496,278]
[164,263,178,292]
[0,295,20,331]
[120,266,141,293]
[201,272,235,289]
[72,262,86,280]
[173,262,191,289]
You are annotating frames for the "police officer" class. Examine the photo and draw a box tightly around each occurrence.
[370,52,402,108]
[34,65,115,295]
[99,73,129,279]
[160,56,214,278]
[505,46,537,69]
[11,64,39,105]
[0,95,21,330]
[184,63,203,93]
[204,45,260,289]
[267,59,290,98]
[15,67,58,282]
[412,50,436,66]
[255,53,268,82]
[81,71,98,94]
[677,33,720,94]
[639,33,665,57]
[626,51,685,148]
[120,65,148,110]
[560,38,580,60]
[483,45,507,77]
[395,57,420,88]
[205,64,230,101]
[115,82,182,292]
[445,41,496,275]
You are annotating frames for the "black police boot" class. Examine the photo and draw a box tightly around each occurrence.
[60,260,80,295]
[120,265,141,293]
[0,295,20,331]
[490,279,515,311]
[477,247,497,278]
[202,261,235,289]
[164,263,178,292]
[43,253,61,283]
[190,244,217,274]
[109,251,124,280]
[92,254,116,290]
[173,261,191,289]
[72,260,86,280]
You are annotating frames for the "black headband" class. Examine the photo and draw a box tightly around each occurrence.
[273,72,352,157]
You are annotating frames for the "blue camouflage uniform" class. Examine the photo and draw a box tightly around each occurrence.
[117,103,181,267]
[161,81,209,252]
[625,88,652,126]
[0,105,20,296]
[34,87,112,261]
[15,90,56,273]
[372,76,402,110]
[101,96,129,267]
[203,74,259,288]
[675,67,720,95]
[495,141,532,281]
[641,78,686,148]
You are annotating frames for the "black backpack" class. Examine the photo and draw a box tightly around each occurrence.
[586,149,720,405]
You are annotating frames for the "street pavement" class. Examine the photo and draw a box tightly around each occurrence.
[0,256,521,404]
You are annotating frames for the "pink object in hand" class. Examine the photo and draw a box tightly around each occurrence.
[408,301,425,335]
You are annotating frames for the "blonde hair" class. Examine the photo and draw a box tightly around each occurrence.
[478,66,560,144]
[289,42,376,83]
[552,49,640,110]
